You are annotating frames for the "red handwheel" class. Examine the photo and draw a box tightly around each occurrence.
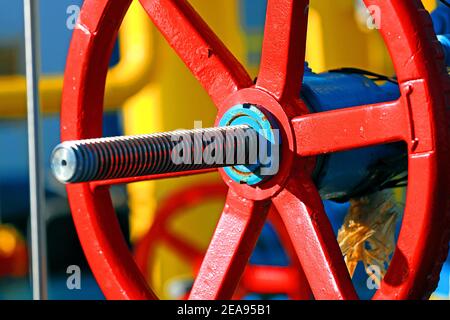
[134,182,311,300]
[62,0,450,299]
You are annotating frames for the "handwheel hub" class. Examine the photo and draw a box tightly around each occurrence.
[219,104,280,185]
[217,88,299,201]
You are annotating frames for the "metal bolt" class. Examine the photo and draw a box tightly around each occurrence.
[51,125,260,183]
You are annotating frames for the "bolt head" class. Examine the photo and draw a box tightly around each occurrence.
[51,143,77,183]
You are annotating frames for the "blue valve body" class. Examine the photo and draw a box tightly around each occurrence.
[302,68,405,201]
[432,2,450,66]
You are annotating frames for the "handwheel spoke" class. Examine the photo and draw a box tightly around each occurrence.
[189,189,270,300]
[292,100,408,156]
[272,177,358,300]
[139,0,252,108]
[268,207,312,299]
[256,0,309,103]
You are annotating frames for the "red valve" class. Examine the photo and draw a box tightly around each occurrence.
[133,182,311,300]
[61,0,450,299]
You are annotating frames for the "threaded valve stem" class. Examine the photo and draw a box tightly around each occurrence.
[51,125,257,183]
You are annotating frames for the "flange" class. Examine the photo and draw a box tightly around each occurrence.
[218,104,280,185]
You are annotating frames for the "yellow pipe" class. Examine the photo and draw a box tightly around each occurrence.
[0,1,153,118]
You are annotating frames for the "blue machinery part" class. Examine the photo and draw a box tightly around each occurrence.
[432,2,450,34]
[215,61,406,199]
[438,34,450,66]
[433,3,450,65]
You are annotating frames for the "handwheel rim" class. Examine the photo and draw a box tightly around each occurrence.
[62,0,450,300]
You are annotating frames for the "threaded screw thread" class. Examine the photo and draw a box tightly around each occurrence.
[51,125,256,183]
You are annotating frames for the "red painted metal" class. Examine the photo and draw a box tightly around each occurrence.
[256,0,309,105]
[62,0,450,299]
[134,182,311,299]
[292,101,407,156]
